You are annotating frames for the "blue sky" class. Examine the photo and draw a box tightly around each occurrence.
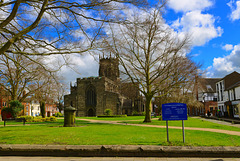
[60,0,240,84]
[162,0,240,78]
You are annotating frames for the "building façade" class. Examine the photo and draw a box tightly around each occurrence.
[64,56,144,117]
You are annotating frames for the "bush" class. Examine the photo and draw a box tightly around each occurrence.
[132,111,138,116]
[41,118,46,122]
[158,115,162,121]
[8,100,24,118]
[15,116,57,122]
[18,116,34,122]
[46,117,51,121]
[1,107,14,119]
[55,112,63,117]
[104,109,112,116]
[33,117,43,122]
[50,116,57,121]
[142,112,146,116]
[97,115,127,118]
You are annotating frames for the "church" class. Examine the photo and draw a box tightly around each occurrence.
[64,56,144,117]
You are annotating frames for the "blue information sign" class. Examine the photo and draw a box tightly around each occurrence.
[162,103,187,121]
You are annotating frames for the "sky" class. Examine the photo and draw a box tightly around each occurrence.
[60,0,240,85]
[163,0,240,78]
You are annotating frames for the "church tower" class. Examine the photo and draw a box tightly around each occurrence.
[99,55,119,81]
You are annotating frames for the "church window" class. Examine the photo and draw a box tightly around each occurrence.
[86,86,96,107]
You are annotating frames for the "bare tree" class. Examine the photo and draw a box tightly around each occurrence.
[104,4,199,122]
[0,53,58,102]
[0,0,147,69]
[54,82,67,113]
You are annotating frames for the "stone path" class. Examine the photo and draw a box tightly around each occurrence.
[78,118,240,136]
[196,117,240,128]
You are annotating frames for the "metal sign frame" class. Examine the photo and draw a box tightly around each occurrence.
[162,103,187,143]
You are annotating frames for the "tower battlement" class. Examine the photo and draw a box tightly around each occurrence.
[99,56,119,81]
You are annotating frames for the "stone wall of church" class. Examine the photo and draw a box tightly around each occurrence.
[104,92,119,115]
[65,77,120,117]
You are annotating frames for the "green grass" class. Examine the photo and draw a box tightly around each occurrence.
[120,117,240,132]
[0,119,240,146]
[77,116,145,121]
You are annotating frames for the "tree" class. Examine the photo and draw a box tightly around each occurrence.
[54,82,67,113]
[104,4,199,122]
[1,100,24,118]
[40,100,46,118]
[0,0,147,69]
[0,53,58,102]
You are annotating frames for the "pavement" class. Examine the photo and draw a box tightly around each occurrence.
[0,144,240,158]
[0,157,239,161]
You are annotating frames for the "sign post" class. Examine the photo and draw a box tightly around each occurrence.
[166,120,169,142]
[162,103,187,143]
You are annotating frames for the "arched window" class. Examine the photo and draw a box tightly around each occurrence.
[86,86,96,107]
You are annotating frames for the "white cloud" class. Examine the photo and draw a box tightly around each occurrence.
[207,44,240,77]
[168,0,213,12]
[228,0,240,21]
[59,54,99,84]
[222,44,234,51]
[172,11,223,46]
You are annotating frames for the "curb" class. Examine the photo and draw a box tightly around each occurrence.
[0,145,240,157]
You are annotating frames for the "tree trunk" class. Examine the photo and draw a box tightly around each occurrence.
[143,96,152,123]
[40,101,46,118]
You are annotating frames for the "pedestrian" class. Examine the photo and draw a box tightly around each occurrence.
[207,110,210,117]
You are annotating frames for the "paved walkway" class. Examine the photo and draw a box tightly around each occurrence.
[0,157,239,161]
[197,117,240,128]
[78,118,240,136]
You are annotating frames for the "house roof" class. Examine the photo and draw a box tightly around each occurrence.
[220,71,240,90]
[225,80,240,91]
[199,78,221,93]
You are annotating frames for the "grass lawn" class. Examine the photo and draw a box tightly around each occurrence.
[77,116,145,121]
[0,119,240,146]
[122,117,240,132]
[77,116,240,132]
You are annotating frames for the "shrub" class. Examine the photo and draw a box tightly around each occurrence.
[104,109,112,116]
[46,117,51,121]
[9,100,24,118]
[41,118,46,122]
[158,115,162,121]
[1,107,14,119]
[55,112,63,117]
[141,112,146,116]
[97,115,127,118]
[132,111,139,116]
[18,116,34,122]
[33,117,43,122]
[50,116,57,122]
